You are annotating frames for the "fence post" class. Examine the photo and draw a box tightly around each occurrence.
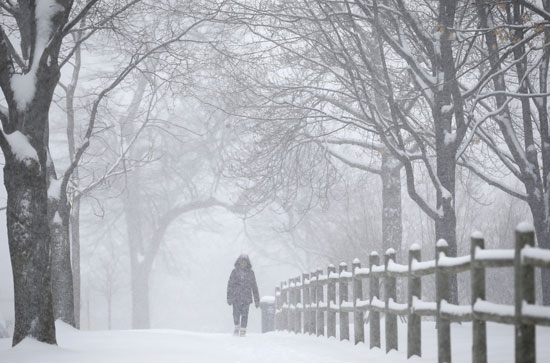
[471,233,486,363]
[436,240,451,363]
[302,273,310,334]
[408,245,421,358]
[289,278,296,333]
[275,286,281,331]
[515,224,536,363]
[352,258,364,344]
[385,249,398,352]
[369,252,381,349]
[327,264,337,338]
[339,263,350,341]
[281,281,288,331]
[295,276,302,334]
[316,268,325,336]
[311,271,317,335]
[260,296,276,333]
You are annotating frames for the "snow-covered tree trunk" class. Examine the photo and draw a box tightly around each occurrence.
[433,144,458,303]
[380,151,402,256]
[430,0,461,304]
[4,147,56,345]
[0,0,77,345]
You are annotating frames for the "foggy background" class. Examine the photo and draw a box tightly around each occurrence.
[0,0,546,338]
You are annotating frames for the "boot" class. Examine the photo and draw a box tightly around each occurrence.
[233,325,240,336]
[239,328,246,337]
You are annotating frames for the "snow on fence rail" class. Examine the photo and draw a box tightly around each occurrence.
[272,224,550,363]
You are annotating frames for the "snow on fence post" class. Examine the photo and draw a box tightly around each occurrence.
[316,268,325,337]
[384,249,398,352]
[352,258,364,345]
[310,271,317,335]
[289,278,296,333]
[302,273,310,334]
[515,224,536,363]
[369,252,381,349]
[327,264,337,338]
[471,233,487,363]
[275,286,281,331]
[408,245,421,358]
[295,276,302,334]
[436,240,452,363]
[339,263,350,341]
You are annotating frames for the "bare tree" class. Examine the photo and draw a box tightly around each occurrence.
[0,0,227,343]
[219,0,492,302]
[468,0,550,303]
[0,0,112,345]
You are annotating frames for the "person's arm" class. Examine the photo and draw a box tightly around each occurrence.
[251,271,260,307]
[227,270,235,305]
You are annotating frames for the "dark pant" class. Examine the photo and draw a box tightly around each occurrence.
[233,303,250,328]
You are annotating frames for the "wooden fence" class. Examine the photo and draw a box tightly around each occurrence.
[274,224,550,363]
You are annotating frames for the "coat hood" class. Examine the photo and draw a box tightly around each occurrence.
[234,254,252,269]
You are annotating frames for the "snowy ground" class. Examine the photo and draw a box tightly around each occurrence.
[1,321,549,363]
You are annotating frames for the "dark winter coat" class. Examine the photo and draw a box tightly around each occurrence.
[227,255,260,306]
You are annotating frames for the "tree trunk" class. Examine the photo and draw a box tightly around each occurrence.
[381,153,404,300]
[542,265,550,306]
[107,295,112,330]
[528,198,550,305]
[0,0,74,344]
[372,35,403,261]
[434,144,458,304]
[380,152,402,256]
[123,166,151,328]
[49,197,76,326]
[433,0,460,304]
[71,197,81,327]
[5,156,56,345]
[131,265,151,329]
[122,75,150,328]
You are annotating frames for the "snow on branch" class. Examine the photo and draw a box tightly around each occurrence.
[3,130,39,165]
[10,0,64,111]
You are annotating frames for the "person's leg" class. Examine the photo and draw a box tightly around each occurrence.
[233,305,240,326]
[240,304,250,336]
[232,305,240,335]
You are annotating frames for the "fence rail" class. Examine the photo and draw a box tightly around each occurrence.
[273,223,550,363]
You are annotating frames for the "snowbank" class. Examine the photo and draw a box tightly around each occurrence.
[0,320,549,362]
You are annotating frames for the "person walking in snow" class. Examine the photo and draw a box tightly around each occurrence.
[227,254,260,337]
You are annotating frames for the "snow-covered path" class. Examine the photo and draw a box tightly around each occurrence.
[1,321,550,363]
